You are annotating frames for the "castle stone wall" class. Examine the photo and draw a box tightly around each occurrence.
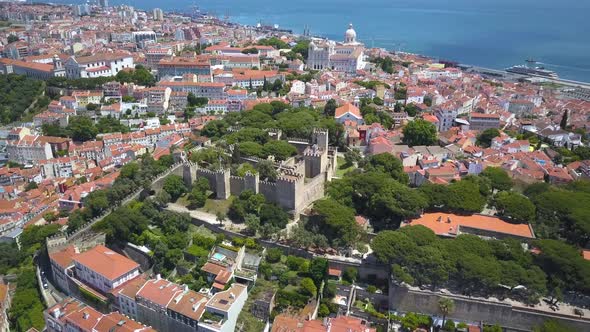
[276,175,303,212]
[300,174,326,211]
[389,283,590,332]
[259,181,277,204]
[230,176,246,194]
[194,168,231,199]
[244,172,259,193]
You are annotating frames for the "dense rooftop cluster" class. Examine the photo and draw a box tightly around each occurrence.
[0,2,588,332]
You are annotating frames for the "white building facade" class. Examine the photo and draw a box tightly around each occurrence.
[307,24,366,74]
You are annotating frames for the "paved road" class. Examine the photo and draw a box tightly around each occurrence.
[36,265,56,307]
[166,202,246,232]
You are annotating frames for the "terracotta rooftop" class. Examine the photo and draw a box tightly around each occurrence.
[49,245,78,269]
[111,275,147,299]
[73,245,139,281]
[206,283,247,312]
[405,213,535,239]
[136,278,183,307]
[469,112,500,119]
[335,103,362,119]
[64,306,102,332]
[93,312,155,332]
[167,289,208,321]
[330,316,376,332]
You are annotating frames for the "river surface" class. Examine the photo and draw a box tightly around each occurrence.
[61,0,590,81]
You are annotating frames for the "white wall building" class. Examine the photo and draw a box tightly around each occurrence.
[65,52,134,78]
[73,245,140,293]
[307,24,366,74]
[6,135,53,164]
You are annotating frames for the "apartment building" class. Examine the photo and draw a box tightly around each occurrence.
[159,81,226,99]
[45,298,156,332]
[73,245,140,293]
[199,283,248,332]
[6,135,54,164]
[157,57,211,77]
[65,52,134,79]
[468,112,500,131]
[49,245,78,293]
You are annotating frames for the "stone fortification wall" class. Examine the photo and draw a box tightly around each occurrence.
[194,168,230,199]
[230,175,246,194]
[276,171,304,212]
[229,173,259,195]
[259,180,277,200]
[123,243,152,271]
[300,174,326,211]
[389,283,590,332]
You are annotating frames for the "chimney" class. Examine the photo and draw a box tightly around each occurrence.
[447,217,451,223]
[156,274,161,281]
[229,292,235,299]
[437,216,442,222]
[83,312,89,319]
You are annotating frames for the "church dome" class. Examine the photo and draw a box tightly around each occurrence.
[345,23,357,43]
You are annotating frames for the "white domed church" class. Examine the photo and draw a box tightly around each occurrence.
[307,23,366,74]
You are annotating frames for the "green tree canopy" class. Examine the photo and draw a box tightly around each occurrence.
[311,198,360,248]
[67,116,99,142]
[237,141,264,158]
[365,153,409,184]
[262,140,297,161]
[533,320,576,332]
[481,167,513,191]
[402,119,438,146]
[163,175,187,201]
[477,128,501,148]
[493,191,536,223]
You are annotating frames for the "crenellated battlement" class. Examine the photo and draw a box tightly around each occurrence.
[303,144,325,157]
[259,180,277,187]
[196,167,229,175]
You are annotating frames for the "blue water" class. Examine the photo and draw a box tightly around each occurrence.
[212,253,225,261]
[69,0,590,81]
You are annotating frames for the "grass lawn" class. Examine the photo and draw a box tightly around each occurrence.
[335,157,355,178]
[200,196,234,215]
[354,299,376,313]
[185,244,210,257]
[237,278,278,331]
[188,225,216,238]
[176,194,191,207]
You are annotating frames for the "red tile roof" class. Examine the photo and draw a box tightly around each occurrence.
[93,312,156,332]
[335,103,362,119]
[73,245,139,281]
[330,316,376,332]
[49,245,78,269]
[65,306,102,332]
[405,213,534,239]
[136,279,183,307]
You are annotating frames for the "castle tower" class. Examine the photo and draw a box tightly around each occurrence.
[312,128,329,151]
[276,170,304,213]
[244,171,259,194]
[215,169,231,199]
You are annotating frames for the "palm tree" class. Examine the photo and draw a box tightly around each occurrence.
[438,297,455,330]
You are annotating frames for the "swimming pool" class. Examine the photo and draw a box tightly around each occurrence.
[212,253,226,261]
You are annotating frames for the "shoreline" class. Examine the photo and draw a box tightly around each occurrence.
[175,4,590,86]
[27,1,590,85]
